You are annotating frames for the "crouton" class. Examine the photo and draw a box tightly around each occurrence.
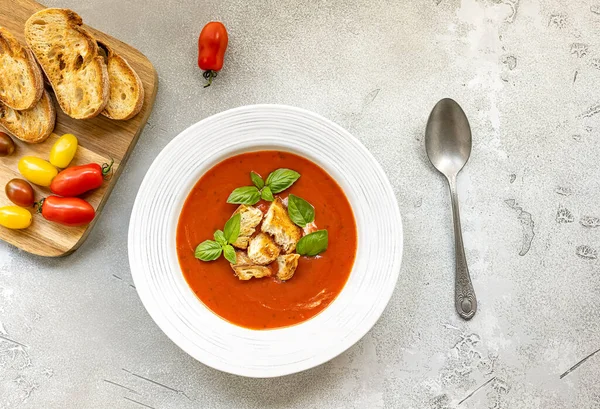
[276,254,300,281]
[248,233,281,265]
[232,236,250,250]
[230,251,272,280]
[235,204,263,236]
[261,197,303,253]
[231,205,263,249]
[235,251,253,265]
[232,265,272,280]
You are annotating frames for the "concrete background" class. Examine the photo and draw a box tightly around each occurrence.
[1,0,599,407]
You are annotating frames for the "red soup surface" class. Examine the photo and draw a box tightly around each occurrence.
[176,151,357,330]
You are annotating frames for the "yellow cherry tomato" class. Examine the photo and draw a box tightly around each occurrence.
[18,156,58,187]
[49,133,78,168]
[0,206,32,230]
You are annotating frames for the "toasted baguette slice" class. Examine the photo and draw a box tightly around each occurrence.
[0,89,55,143]
[24,9,109,119]
[97,41,144,120]
[0,26,43,110]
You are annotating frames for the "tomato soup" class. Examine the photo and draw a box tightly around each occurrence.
[176,151,357,329]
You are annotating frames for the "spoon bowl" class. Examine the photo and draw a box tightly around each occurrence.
[425,98,477,320]
[425,98,472,177]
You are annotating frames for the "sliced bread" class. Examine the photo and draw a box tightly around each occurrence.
[24,8,109,119]
[0,89,56,143]
[97,41,144,120]
[0,26,43,110]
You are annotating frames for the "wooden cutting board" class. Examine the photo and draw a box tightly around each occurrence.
[0,0,158,256]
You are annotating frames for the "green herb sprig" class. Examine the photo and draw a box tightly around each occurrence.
[227,169,300,205]
[195,213,241,264]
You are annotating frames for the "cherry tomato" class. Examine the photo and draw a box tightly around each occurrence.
[0,206,32,229]
[39,196,95,227]
[198,21,228,87]
[0,132,15,157]
[5,179,35,207]
[50,159,113,197]
[49,133,78,168]
[18,156,58,187]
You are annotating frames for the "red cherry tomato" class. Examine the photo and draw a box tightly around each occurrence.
[198,21,228,87]
[5,179,35,207]
[50,160,113,197]
[39,196,95,227]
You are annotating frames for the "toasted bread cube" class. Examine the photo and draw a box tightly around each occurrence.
[235,204,263,236]
[231,205,263,249]
[235,251,252,265]
[276,254,300,281]
[230,251,272,280]
[261,197,302,253]
[247,233,281,265]
[232,236,250,250]
[232,265,272,280]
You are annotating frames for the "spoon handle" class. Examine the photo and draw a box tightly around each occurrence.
[447,176,477,320]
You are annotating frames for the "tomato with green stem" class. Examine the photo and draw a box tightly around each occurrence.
[37,196,95,227]
[198,22,228,87]
[50,159,113,197]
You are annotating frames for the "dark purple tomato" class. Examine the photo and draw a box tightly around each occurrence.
[0,132,15,157]
[5,179,35,207]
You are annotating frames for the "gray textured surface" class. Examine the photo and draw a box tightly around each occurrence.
[1,0,599,407]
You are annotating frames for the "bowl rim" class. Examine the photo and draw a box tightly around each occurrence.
[128,104,403,377]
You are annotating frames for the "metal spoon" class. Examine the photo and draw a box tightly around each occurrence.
[425,98,477,320]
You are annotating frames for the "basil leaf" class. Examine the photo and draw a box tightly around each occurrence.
[223,244,237,264]
[223,213,241,244]
[227,186,260,205]
[265,168,300,194]
[194,240,223,261]
[214,230,227,246]
[296,230,328,256]
[261,186,274,201]
[287,194,315,227]
[250,172,264,189]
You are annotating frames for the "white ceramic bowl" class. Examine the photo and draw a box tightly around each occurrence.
[128,105,402,377]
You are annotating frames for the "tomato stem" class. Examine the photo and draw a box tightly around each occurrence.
[34,198,45,214]
[203,70,217,88]
[102,158,114,178]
